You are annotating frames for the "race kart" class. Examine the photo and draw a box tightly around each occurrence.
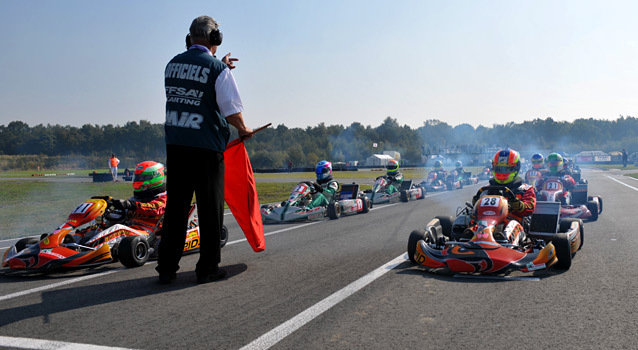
[261,182,370,222]
[477,167,492,180]
[407,185,584,274]
[537,177,603,221]
[363,177,426,205]
[524,169,543,187]
[1,196,227,273]
[421,171,448,192]
[459,171,479,185]
[445,171,464,191]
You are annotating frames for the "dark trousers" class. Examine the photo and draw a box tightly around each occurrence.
[157,144,225,276]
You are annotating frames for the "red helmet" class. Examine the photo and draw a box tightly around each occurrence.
[492,149,521,184]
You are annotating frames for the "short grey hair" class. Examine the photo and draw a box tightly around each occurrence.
[189,16,219,42]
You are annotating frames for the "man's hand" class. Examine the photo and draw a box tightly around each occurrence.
[509,197,524,212]
[222,52,238,69]
[113,199,136,210]
[313,182,323,193]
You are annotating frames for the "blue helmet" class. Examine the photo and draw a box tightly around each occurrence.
[316,160,332,181]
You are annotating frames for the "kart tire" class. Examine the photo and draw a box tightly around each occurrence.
[559,218,584,250]
[552,232,572,270]
[435,216,454,238]
[118,236,150,268]
[589,196,603,214]
[407,229,426,264]
[400,190,409,202]
[220,225,229,248]
[446,182,453,191]
[458,181,463,189]
[15,237,39,252]
[327,202,341,220]
[586,200,599,221]
[360,197,370,214]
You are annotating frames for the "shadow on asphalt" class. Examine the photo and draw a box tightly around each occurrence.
[0,263,248,328]
[393,260,567,282]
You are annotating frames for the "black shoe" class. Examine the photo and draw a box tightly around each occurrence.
[158,272,177,285]
[196,268,227,284]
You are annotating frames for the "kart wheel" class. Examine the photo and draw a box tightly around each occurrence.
[553,232,572,270]
[407,229,426,264]
[15,237,39,252]
[586,200,599,221]
[559,218,584,250]
[458,181,463,189]
[435,216,454,238]
[327,202,341,220]
[360,197,370,214]
[595,196,603,214]
[400,190,409,202]
[220,225,229,248]
[118,236,149,268]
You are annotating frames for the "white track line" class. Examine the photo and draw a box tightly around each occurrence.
[606,175,638,192]
[240,254,408,350]
[0,336,136,350]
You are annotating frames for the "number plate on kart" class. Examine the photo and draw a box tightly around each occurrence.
[480,196,500,207]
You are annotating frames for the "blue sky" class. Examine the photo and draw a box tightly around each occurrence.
[1,0,637,130]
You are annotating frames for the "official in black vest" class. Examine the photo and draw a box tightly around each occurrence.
[157,15,252,284]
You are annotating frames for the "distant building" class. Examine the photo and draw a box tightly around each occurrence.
[366,154,394,167]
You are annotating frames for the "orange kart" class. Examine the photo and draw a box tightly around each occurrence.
[407,185,584,274]
[2,196,227,273]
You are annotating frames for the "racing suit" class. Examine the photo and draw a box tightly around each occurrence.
[102,191,167,237]
[381,172,403,194]
[307,177,339,209]
[474,177,536,221]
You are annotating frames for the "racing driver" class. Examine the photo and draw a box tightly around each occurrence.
[110,160,167,235]
[378,159,403,194]
[307,160,339,209]
[473,149,536,222]
[536,153,577,205]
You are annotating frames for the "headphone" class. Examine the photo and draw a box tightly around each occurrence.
[185,24,223,49]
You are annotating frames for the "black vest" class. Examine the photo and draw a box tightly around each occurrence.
[164,49,230,152]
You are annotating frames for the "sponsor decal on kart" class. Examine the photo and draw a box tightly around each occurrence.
[483,211,496,216]
[526,262,546,271]
[40,249,66,259]
[184,238,199,250]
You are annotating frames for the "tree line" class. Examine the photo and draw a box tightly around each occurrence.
[0,116,636,170]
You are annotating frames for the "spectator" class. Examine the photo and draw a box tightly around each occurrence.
[109,153,120,182]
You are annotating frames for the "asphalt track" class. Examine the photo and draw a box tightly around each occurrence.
[1,169,636,350]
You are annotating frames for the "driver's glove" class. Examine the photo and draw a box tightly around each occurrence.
[313,182,323,193]
[114,199,136,210]
[509,197,524,212]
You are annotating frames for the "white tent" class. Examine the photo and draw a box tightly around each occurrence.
[366,154,394,167]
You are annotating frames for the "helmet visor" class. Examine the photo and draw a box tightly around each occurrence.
[493,165,517,174]
[134,173,155,182]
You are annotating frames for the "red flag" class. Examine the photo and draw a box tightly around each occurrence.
[224,138,265,252]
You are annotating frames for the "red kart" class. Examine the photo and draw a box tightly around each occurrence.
[408,185,583,274]
[2,196,226,273]
[537,177,603,221]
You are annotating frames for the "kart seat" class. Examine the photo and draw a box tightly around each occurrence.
[339,184,359,200]
[400,180,413,190]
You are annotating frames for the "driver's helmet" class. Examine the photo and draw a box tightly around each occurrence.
[434,160,443,171]
[492,149,521,184]
[386,159,399,175]
[133,161,165,200]
[546,153,563,174]
[455,160,463,170]
[531,153,544,169]
[316,160,332,181]
[563,157,571,169]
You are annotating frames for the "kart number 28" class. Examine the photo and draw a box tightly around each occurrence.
[480,197,500,207]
